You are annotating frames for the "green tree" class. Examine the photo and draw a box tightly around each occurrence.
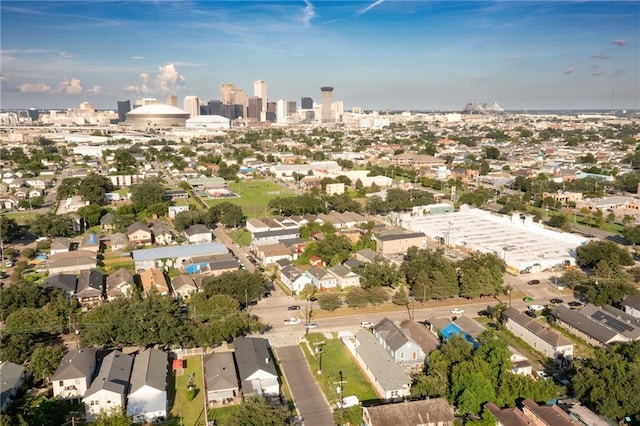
[457,252,505,298]
[202,271,268,307]
[356,257,401,288]
[77,204,106,227]
[226,397,289,426]
[392,285,409,306]
[56,177,81,201]
[92,408,134,426]
[0,217,22,244]
[345,287,369,308]
[317,293,342,311]
[79,173,115,205]
[576,240,633,269]
[402,247,458,301]
[622,225,640,245]
[29,214,75,238]
[28,344,65,383]
[130,178,165,212]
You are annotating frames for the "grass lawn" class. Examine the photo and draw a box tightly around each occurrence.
[169,356,207,426]
[302,332,379,405]
[208,405,241,425]
[226,228,253,246]
[4,211,38,225]
[205,179,294,218]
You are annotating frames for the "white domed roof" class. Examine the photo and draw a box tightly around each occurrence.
[128,103,188,115]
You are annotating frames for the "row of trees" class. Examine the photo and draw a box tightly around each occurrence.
[174,201,245,230]
[411,331,558,416]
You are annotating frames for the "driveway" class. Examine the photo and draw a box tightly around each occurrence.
[275,346,334,426]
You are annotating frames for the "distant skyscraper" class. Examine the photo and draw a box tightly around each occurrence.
[183,96,200,118]
[320,87,334,123]
[220,83,236,104]
[301,97,313,109]
[166,95,178,107]
[266,101,276,113]
[287,101,296,115]
[208,100,223,116]
[253,80,267,113]
[276,99,287,123]
[117,100,131,123]
[248,97,262,120]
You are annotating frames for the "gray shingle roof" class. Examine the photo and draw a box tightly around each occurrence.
[503,307,572,347]
[354,330,411,392]
[364,398,454,426]
[204,352,239,392]
[551,305,620,344]
[128,348,167,394]
[52,348,97,381]
[84,350,133,398]
[373,318,412,352]
[232,337,277,383]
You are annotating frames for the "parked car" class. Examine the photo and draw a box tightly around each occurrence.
[523,296,534,303]
[536,371,550,380]
[528,304,545,311]
[450,308,464,315]
[525,310,538,318]
[568,301,584,308]
[527,279,541,285]
[284,318,301,325]
[308,296,318,302]
[360,321,374,329]
[287,305,301,311]
[549,298,564,304]
[304,322,318,329]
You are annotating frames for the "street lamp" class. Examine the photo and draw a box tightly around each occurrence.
[505,284,512,308]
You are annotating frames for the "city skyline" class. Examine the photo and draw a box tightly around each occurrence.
[1,1,638,111]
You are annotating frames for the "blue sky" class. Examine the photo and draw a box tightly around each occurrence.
[1,1,638,110]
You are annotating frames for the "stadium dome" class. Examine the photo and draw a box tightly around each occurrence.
[124,103,190,127]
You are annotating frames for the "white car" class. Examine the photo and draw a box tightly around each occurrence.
[450,308,464,315]
[360,321,374,329]
[528,304,545,311]
[284,318,301,325]
[304,322,318,329]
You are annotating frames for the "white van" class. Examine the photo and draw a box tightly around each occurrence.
[336,395,359,409]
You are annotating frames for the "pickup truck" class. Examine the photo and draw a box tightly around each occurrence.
[284,318,301,325]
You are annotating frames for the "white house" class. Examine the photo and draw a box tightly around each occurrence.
[83,350,134,422]
[184,224,212,244]
[233,337,280,399]
[126,348,168,424]
[279,264,311,294]
[306,266,338,290]
[328,264,360,288]
[503,307,574,360]
[52,348,97,401]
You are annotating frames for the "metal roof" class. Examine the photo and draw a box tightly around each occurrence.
[132,242,228,262]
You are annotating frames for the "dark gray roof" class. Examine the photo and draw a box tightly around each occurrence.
[453,315,487,340]
[577,304,640,340]
[51,237,72,250]
[374,318,413,352]
[0,362,26,409]
[128,348,167,394]
[401,321,440,355]
[622,294,640,311]
[343,258,362,270]
[306,265,331,280]
[106,268,134,289]
[77,270,104,296]
[171,274,197,290]
[208,259,240,271]
[356,248,377,262]
[100,212,115,225]
[127,222,151,235]
[354,330,411,392]
[376,231,426,241]
[204,352,239,392]
[232,337,277,383]
[275,258,293,269]
[43,274,77,294]
[364,398,454,426]
[551,305,620,344]
[84,350,133,398]
[281,237,304,248]
[52,348,97,381]
[253,228,300,239]
[329,264,356,279]
[280,265,302,281]
[185,224,210,237]
[503,307,573,347]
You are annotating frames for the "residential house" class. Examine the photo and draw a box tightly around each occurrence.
[355,248,377,263]
[0,362,28,413]
[47,250,97,275]
[79,233,100,252]
[486,398,576,426]
[233,337,280,399]
[503,307,574,360]
[251,228,300,244]
[50,237,72,255]
[83,350,134,422]
[509,347,533,377]
[43,274,78,298]
[167,205,189,219]
[328,264,360,288]
[105,268,135,300]
[373,318,425,370]
[278,264,311,294]
[362,398,454,426]
[139,268,170,296]
[204,352,240,407]
[152,223,174,246]
[76,270,104,306]
[107,232,128,251]
[374,230,426,255]
[400,321,440,358]
[132,242,228,271]
[100,212,116,231]
[185,224,212,244]
[351,330,411,402]
[254,243,292,265]
[622,294,640,318]
[127,222,152,247]
[52,348,98,400]
[183,253,239,276]
[172,274,199,298]
[306,265,338,290]
[246,218,270,234]
[126,348,168,424]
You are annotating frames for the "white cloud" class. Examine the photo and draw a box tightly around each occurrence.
[19,82,51,93]
[86,85,102,95]
[154,63,186,93]
[564,67,574,74]
[131,56,147,60]
[357,0,384,16]
[58,78,83,94]
[301,1,315,26]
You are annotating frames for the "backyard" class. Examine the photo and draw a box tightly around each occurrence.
[205,179,294,218]
[301,333,379,425]
[169,355,206,426]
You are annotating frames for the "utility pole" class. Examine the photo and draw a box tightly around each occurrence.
[313,341,325,374]
[334,370,347,426]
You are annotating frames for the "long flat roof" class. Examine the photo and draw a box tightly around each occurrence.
[132,242,228,262]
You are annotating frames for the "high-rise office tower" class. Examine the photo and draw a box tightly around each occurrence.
[183,96,200,118]
[248,97,262,120]
[287,101,296,115]
[220,83,236,104]
[321,87,334,123]
[276,99,287,123]
[166,95,178,107]
[266,101,276,113]
[117,100,131,123]
[253,80,267,112]
[301,97,313,110]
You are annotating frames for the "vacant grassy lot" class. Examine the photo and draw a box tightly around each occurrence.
[301,333,378,423]
[169,356,206,426]
[205,179,294,218]
[226,228,253,246]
